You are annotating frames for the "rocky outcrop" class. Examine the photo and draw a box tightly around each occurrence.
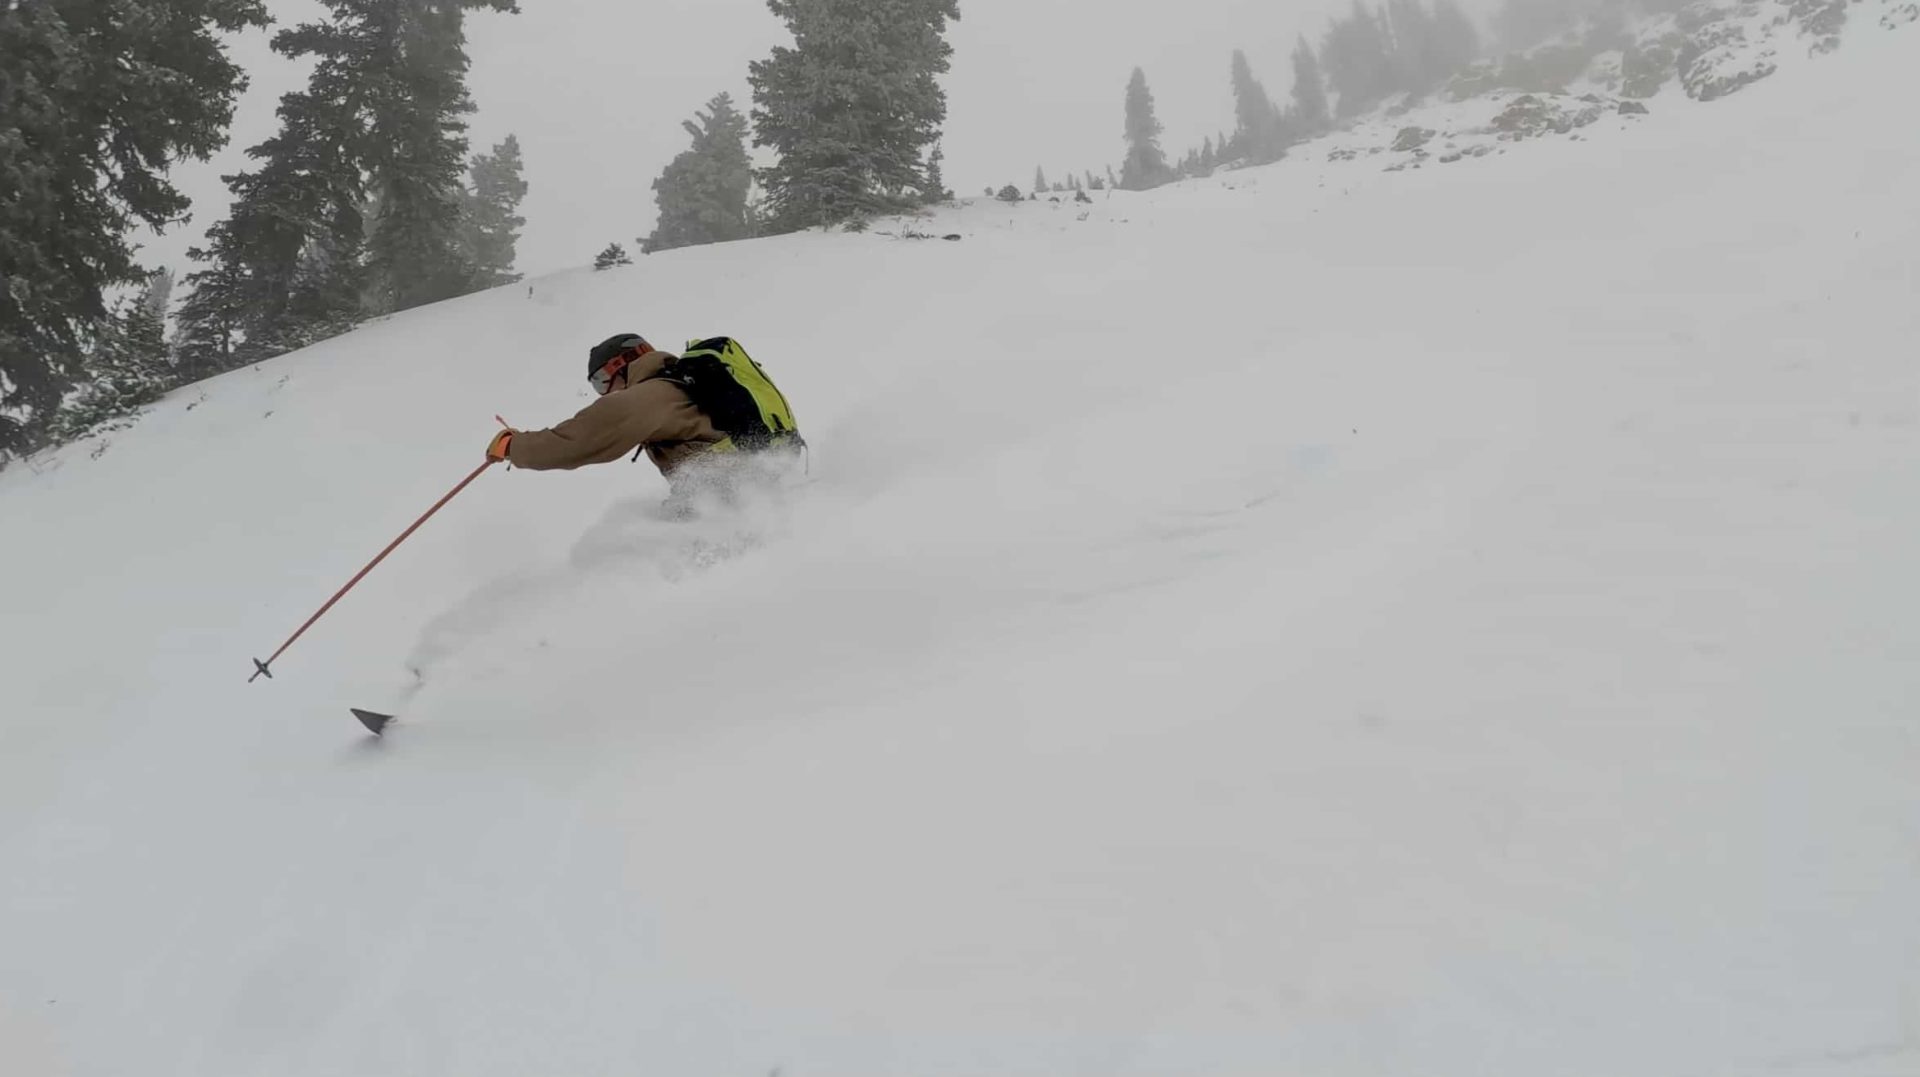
[1490,95,1608,139]
[1392,127,1437,152]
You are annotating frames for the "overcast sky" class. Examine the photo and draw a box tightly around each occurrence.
[143,0,1404,280]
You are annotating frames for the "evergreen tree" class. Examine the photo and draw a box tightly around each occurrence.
[180,65,369,369]
[53,273,178,440]
[924,142,951,204]
[1429,0,1482,84]
[750,0,962,231]
[643,94,754,254]
[462,134,528,287]
[179,0,516,372]
[1230,50,1286,165]
[1322,2,1398,117]
[1290,37,1333,134]
[0,0,268,454]
[593,243,632,270]
[356,0,518,313]
[1034,166,1050,196]
[174,258,248,382]
[1384,0,1433,92]
[1119,68,1174,191]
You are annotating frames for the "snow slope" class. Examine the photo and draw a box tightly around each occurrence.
[4,24,1918,1077]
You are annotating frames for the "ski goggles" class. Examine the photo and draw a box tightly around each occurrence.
[588,336,652,394]
[589,356,629,395]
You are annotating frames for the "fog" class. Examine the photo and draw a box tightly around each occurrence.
[142,0,1475,279]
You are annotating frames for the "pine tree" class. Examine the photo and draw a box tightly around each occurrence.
[180,68,370,369]
[1201,137,1217,170]
[750,0,961,231]
[174,258,247,382]
[179,0,515,372]
[462,134,528,288]
[594,243,633,270]
[1034,166,1050,196]
[1231,51,1285,165]
[643,94,754,254]
[1429,0,1482,85]
[1384,0,1433,92]
[54,272,179,440]
[924,142,951,204]
[357,0,518,313]
[1322,2,1399,117]
[0,0,268,455]
[1119,68,1173,191]
[1291,37,1333,134]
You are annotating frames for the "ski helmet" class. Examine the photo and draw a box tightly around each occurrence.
[588,333,650,376]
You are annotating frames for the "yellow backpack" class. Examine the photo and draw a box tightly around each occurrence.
[664,337,801,452]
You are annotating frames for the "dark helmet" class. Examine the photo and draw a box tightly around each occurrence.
[588,333,650,376]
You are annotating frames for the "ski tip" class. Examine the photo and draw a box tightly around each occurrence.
[350,709,395,737]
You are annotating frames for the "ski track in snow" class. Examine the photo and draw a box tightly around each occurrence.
[3,22,1919,1077]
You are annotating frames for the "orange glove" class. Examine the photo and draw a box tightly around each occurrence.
[486,428,515,463]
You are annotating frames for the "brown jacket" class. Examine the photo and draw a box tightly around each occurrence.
[507,349,724,475]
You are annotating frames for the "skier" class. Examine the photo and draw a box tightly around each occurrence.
[487,333,801,512]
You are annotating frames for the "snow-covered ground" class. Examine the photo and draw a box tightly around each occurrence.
[4,21,1918,1077]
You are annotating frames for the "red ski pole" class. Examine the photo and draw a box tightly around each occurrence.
[250,459,498,682]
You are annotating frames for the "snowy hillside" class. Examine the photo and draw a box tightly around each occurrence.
[1260,0,1920,176]
[4,19,1918,1077]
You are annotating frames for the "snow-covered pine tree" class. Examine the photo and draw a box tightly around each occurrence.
[1291,36,1333,134]
[360,0,517,313]
[180,75,368,370]
[0,0,267,456]
[53,272,178,440]
[1119,68,1174,191]
[924,142,952,204]
[1429,0,1483,85]
[1322,2,1399,117]
[749,0,961,231]
[1231,50,1289,165]
[462,134,528,288]
[1034,166,1050,197]
[643,94,754,255]
[593,243,633,270]
[179,0,515,371]
[1384,0,1433,92]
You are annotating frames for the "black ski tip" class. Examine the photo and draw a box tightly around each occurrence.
[350,709,395,737]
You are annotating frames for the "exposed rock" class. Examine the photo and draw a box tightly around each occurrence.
[1489,94,1607,140]
[1619,100,1650,115]
[1392,126,1437,152]
[1882,0,1919,28]
[1677,5,1779,101]
[1621,33,1683,98]
[1788,0,1849,53]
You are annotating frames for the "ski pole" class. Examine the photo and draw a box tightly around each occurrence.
[249,459,498,682]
